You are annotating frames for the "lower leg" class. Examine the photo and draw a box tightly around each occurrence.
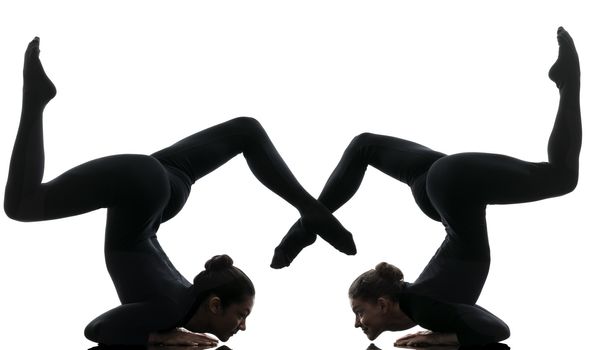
[547,27,582,182]
[4,37,56,221]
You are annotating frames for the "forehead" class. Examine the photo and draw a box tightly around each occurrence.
[234,295,255,311]
[350,297,370,310]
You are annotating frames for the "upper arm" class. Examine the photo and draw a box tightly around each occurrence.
[84,299,183,346]
[409,295,510,346]
[449,303,510,345]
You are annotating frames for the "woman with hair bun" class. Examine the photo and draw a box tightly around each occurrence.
[286,28,579,347]
[4,37,356,346]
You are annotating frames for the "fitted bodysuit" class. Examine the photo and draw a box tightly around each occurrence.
[6,116,326,345]
[313,131,579,346]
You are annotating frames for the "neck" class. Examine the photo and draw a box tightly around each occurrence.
[185,305,210,332]
[387,306,417,331]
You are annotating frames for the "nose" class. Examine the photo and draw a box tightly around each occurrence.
[239,319,247,331]
[354,315,362,328]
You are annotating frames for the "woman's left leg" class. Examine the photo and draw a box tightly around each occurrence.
[151,117,357,262]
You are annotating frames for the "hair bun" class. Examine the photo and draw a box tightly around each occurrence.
[205,254,234,272]
[375,262,403,282]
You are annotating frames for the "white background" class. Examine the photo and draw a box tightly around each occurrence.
[0,1,587,349]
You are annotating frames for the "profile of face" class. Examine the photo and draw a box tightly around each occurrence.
[350,297,391,341]
[208,295,254,342]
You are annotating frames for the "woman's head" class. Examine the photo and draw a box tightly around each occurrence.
[185,255,255,341]
[349,262,409,340]
[349,262,404,301]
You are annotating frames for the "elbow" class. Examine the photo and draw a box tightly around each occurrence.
[4,201,22,221]
[479,321,510,345]
[495,322,511,343]
[84,319,102,344]
[460,320,511,346]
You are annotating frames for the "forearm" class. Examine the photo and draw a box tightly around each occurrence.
[454,306,510,346]
[405,294,510,346]
[85,301,183,346]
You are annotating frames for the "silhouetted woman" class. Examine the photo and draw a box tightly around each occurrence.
[275,27,581,347]
[4,37,356,346]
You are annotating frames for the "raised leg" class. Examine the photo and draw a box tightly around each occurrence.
[151,116,357,261]
[4,38,171,227]
[427,27,581,213]
[547,27,582,172]
[5,37,56,220]
[271,132,446,268]
[421,27,581,265]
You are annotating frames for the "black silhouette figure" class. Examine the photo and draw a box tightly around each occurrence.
[4,37,357,346]
[283,27,580,347]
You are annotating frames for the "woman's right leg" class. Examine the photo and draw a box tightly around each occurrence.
[5,37,58,221]
[272,132,446,268]
[4,38,168,227]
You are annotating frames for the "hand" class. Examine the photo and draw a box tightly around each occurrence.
[148,327,219,347]
[394,330,459,347]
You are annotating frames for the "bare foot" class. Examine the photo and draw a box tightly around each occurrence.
[548,27,580,90]
[23,37,57,106]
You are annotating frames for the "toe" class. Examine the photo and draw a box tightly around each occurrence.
[29,37,40,49]
[346,241,358,255]
[270,249,291,269]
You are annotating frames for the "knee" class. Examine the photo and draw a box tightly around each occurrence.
[493,320,511,343]
[229,116,265,136]
[84,319,101,343]
[546,165,579,196]
[560,168,579,194]
[4,197,37,222]
[348,132,376,152]
[4,201,20,221]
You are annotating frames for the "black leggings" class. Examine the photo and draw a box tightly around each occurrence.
[306,80,581,302]
[4,116,326,245]
[322,133,578,257]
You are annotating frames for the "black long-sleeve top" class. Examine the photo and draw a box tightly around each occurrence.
[397,227,510,346]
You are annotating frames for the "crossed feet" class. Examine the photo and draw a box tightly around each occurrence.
[548,27,580,90]
[271,205,356,269]
[23,37,57,107]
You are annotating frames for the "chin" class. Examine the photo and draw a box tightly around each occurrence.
[365,330,382,341]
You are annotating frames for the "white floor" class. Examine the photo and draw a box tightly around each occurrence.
[1,2,587,350]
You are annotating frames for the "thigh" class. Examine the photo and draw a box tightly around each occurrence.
[150,117,260,183]
[354,133,446,221]
[43,154,170,224]
[426,152,568,209]
[359,133,446,186]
